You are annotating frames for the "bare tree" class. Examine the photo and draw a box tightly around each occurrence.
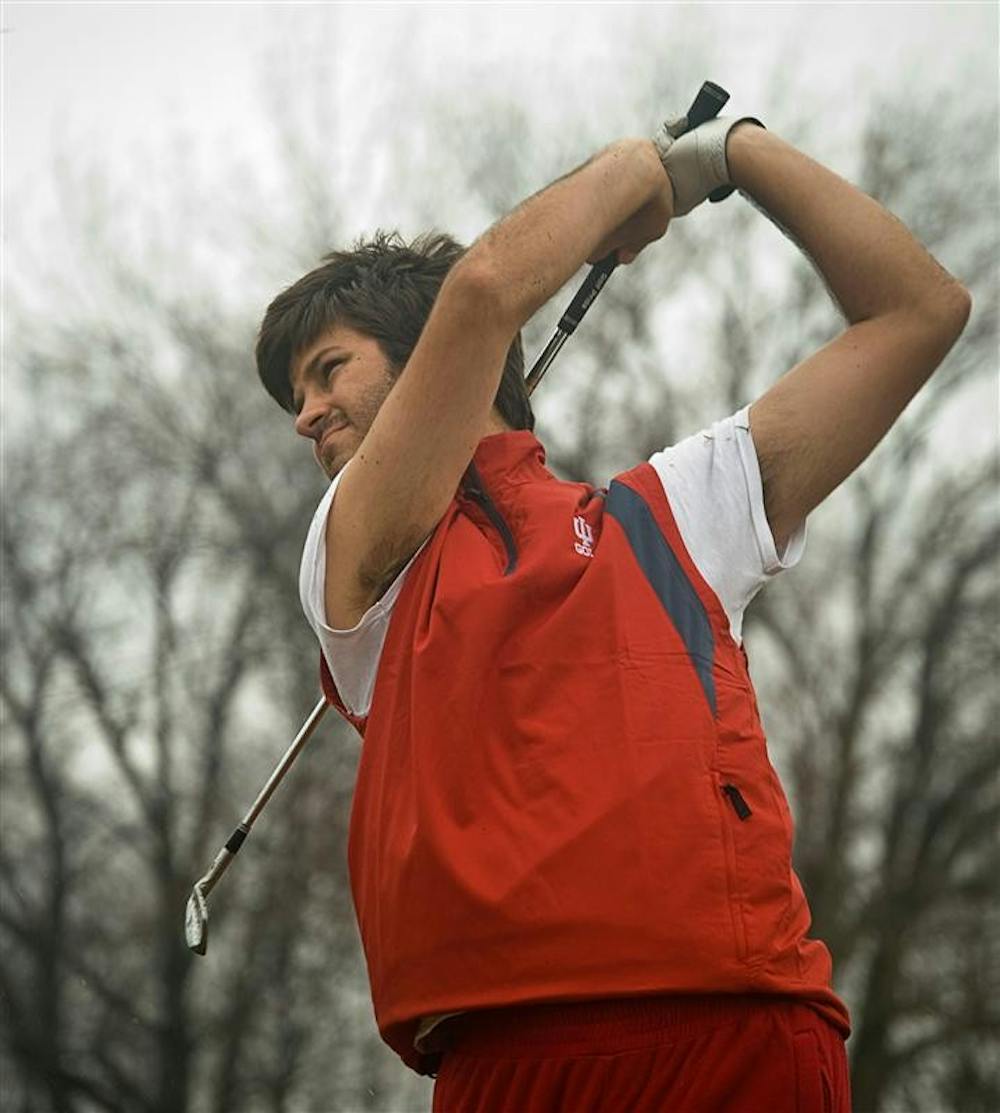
[0,203,399,1110]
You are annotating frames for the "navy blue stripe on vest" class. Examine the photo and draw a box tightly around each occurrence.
[605,479,717,717]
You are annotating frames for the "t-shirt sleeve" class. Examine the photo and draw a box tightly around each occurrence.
[647,404,807,645]
[298,462,429,718]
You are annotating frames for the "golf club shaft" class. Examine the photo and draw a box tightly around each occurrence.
[525,331,570,396]
[194,697,329,897]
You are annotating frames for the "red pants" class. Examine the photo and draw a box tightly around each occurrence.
[431,995,851,1112]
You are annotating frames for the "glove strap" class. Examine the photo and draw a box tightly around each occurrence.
[709,116,766,202]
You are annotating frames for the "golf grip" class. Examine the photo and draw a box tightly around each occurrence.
[555,80,730,336]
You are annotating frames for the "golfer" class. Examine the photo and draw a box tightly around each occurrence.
[255,107,970,1111]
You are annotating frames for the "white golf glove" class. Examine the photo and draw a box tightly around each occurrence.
[652,113,766,217]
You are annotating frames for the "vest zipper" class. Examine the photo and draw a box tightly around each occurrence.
[722,783,752,821]
[460,462,518,576]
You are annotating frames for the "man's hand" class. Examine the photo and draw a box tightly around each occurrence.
[586,163,675,265]
[654,114,766,217]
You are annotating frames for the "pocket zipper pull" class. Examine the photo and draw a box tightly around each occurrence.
[722,783,752,821]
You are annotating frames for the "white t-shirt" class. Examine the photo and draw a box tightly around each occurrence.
[299,404,806,719]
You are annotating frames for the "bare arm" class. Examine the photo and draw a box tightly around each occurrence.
[325,139,672,627]
[728,125,972,551]
[465,137,671,323]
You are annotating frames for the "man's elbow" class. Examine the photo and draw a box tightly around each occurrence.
[443,255,516,331]
[911,282,972,388]
[953,285,973,330]
[926,281,973,334]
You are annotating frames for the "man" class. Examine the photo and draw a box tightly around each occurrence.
[255,108,971,1111]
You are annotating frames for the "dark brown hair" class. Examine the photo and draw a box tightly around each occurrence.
[255,229,534,432]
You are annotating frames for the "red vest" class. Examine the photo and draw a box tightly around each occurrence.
[320,431,850,1072]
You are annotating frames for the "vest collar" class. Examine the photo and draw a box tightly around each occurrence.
[465,430,551,490]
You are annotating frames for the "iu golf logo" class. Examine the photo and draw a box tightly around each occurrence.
[573,515,594,558]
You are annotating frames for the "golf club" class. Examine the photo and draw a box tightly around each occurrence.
[523,78,730,394]
[185,77,732,956]
[185,697,328,954]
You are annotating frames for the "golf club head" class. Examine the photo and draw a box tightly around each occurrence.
[185,883,209,955]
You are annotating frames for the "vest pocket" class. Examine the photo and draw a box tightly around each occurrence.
[716,778,750,962]
[716,768,797,968]
[722,782,752,820]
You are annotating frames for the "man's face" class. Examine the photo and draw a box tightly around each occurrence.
[290,324,397,479]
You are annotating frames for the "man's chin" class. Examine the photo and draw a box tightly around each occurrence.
[318,446,351,480]
[316,428,355,478]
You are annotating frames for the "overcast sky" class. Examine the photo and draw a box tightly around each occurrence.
[3,2,997,453]
[5,2,995,208]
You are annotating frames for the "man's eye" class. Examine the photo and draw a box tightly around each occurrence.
[323,360,343,379]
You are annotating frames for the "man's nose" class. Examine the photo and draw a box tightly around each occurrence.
[294,396,327,441]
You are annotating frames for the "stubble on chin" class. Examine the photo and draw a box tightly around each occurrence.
[317,369,394,480]
[318,426,359,480]
[318,443,343,480]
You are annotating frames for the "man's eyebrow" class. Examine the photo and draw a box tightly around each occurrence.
[290,345,349,413]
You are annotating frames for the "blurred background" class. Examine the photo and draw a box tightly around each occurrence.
[2,3,997,1110]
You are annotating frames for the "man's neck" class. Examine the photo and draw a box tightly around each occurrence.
[484,411,514,436]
